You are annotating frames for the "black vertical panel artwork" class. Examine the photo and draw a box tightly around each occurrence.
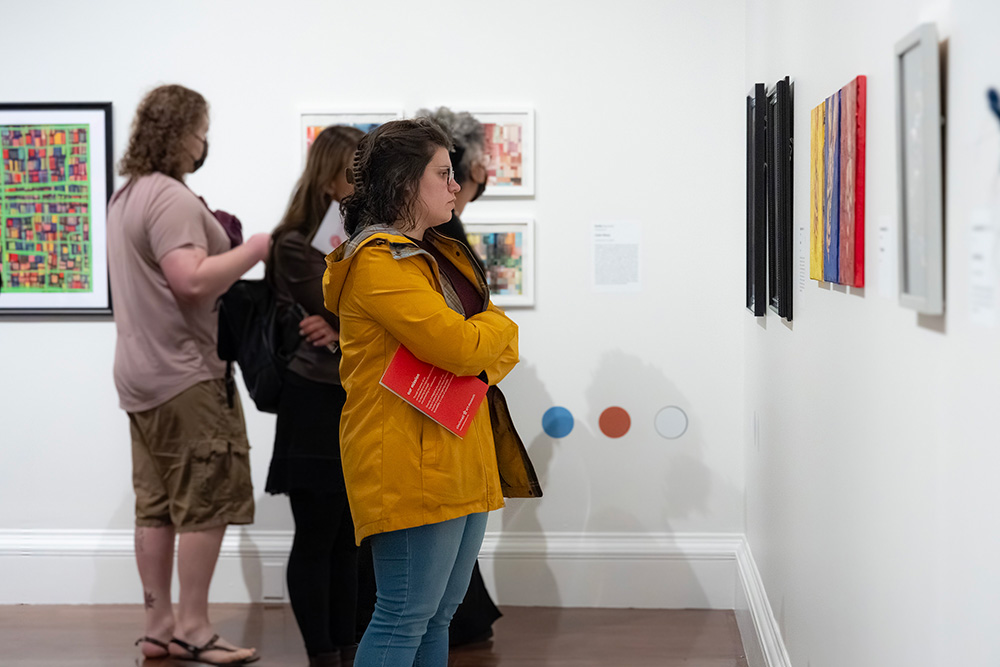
[767,77,794,321]
[746,84,767,316]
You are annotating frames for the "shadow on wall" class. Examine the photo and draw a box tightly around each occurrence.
[495,350,730,615]
[584,349,714,526]
[493,360,559,618]
[585,349,715,615]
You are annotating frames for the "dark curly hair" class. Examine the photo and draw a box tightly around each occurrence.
[341,118,452,237]
[118,84,208,180]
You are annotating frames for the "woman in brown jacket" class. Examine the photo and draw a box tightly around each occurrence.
[265,125,364,667]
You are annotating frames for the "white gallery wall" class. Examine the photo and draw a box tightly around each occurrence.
[745,0,1000,665]
[0,0,747,607]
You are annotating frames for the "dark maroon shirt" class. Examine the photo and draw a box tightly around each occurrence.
[413,236,483,317]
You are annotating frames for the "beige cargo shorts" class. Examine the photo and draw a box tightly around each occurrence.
[129,378,254,532]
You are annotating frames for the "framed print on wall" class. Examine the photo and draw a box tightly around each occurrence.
[0,102,113,316]
[462,216,534,307]
[746,83,767,316]
[300,111,402,162]
[894,23,944,315]
[469,110,535,197]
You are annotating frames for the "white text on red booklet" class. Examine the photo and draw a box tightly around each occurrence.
[379,345,488,438]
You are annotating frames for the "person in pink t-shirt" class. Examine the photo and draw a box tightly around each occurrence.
[108,84,268,666]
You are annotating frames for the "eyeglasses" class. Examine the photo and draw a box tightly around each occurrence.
[443,166,455,186]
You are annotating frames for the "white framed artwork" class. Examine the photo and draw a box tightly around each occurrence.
[894,24,944,315]
[468,110,535,197]
[300,111,402,163]
[463,215,535,307]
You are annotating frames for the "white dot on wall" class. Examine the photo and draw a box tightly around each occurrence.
[655,406,688,439]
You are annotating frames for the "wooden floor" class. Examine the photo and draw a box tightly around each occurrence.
[0,604,748,666]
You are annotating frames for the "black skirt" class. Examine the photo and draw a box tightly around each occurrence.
[265,371,347,495]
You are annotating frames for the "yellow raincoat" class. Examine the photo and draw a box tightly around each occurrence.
[323,225,523,544]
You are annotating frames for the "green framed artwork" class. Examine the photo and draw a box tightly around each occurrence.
[0,103,113,316]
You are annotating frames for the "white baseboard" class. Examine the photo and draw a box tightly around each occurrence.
[478,532,741,609]
[0,529,741,607]
[0,528,295,605]
[0,529,790,666]
[735,536,792,667]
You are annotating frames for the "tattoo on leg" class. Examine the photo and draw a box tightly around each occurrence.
[136,528,145,554]
[144,590,156,609]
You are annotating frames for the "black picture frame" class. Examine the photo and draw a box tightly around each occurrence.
[746,84,767,316]
[766,77,794,321]
[0,102,114,316]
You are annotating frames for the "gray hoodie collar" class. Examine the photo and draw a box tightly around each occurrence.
[343,225,467,315]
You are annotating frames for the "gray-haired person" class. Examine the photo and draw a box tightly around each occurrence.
[414,107,489,263]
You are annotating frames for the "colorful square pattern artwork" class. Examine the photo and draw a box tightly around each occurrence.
[468,230,524,294]
[1,124,93,293]
[0,104,111,315]
[470,111,534,197]
[482,122,523,187]
[463,218,534,306]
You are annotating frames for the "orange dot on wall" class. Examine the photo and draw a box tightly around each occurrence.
[599,406,631,438]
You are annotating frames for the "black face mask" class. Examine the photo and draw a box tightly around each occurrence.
[470,176,487,202]
[192,138,208,172]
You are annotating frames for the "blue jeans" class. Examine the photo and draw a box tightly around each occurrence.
[354,512,488,667]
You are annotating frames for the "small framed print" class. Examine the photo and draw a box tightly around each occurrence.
[462,216,535,307]
[300,111,402,162]
[0,102,113,316]
[469,110,535,197]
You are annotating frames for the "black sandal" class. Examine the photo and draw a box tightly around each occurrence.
[134,636,171,657]
[169,634,260,666]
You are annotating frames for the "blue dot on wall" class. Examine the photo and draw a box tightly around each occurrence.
[542,407,574,438]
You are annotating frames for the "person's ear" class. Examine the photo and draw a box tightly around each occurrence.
[472,162,488,184]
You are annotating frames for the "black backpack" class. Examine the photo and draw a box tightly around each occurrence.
[217,279,300,413]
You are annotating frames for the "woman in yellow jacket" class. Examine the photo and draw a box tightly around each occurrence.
[323,118,525,667]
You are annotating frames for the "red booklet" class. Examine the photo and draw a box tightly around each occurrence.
[379,345,488,438]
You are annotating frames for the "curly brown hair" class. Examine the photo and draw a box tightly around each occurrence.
[341,118,452,237]
[118,84,208,180]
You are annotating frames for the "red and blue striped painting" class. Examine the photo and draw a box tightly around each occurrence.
[811,75,867,287]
